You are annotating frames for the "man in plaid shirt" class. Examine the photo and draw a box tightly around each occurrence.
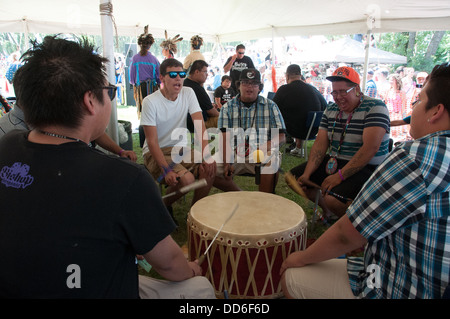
[218,68,286,193]
[280,62,450,299]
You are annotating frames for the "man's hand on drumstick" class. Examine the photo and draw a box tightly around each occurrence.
[296,175,311,191]
[165,170,180,186]
[321,173,342,197]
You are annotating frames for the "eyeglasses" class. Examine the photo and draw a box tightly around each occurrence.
[101,85,117,101]
[240,80,260,87]
[164,71,187,78]
[237,51,245,55]
[330,86,355,98]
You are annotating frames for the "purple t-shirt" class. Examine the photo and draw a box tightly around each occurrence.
[129,52,161,86]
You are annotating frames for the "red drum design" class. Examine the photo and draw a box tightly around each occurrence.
[188,191,307,299]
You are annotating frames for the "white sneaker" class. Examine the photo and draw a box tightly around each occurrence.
[290,147,304,157]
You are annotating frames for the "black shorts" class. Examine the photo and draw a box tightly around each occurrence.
[290,155,377,203]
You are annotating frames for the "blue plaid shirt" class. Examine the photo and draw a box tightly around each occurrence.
[347,130,450,298]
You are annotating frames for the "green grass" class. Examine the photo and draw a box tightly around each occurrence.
[131,134,330,277]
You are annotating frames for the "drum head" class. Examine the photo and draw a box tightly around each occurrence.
[189,191,305,239]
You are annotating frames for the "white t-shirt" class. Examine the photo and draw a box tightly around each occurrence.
[140,87,202,155]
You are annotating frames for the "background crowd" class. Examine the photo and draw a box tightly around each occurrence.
[0,34,430,148]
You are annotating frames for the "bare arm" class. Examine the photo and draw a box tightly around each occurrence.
[299,129,329,180]
[280,215,367,274]
[206,107,220,117]
[391,119,406,127]
[215,97,222,109]
[94,132,137,162]
[190,112,209,156]
[341,126,385,178]
[223,55,237,73]
[143,125,178,185]
[143,235,201,281]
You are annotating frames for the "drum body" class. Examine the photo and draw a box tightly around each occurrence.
[188,191,307,299]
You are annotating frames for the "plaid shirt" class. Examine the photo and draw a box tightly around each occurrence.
[347,130,450,298]
[218,94,286,144]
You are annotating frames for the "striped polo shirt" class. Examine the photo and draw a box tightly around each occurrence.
[320,97,390,165]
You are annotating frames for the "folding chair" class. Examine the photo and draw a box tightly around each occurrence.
[303,111,323,161]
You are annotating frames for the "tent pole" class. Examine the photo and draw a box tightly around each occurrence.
[100,0,119,145]
[362,29,371,94]
[271,26,276,92]
[22,18,29,52]
[363,11,377,94]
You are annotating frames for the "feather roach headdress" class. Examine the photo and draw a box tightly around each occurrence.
[137,25,155,47]
[190,35,203,50]
[160,30,183,55]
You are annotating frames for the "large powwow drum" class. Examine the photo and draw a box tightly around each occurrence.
[187,191,307,299]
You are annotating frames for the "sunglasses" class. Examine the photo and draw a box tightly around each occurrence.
[101,85,117,101]
[165,71,187,79]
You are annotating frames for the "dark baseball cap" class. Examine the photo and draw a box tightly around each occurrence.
[239,68,261,83]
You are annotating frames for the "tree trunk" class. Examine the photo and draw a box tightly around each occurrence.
[425,31,446,59]
[406,32,416,63]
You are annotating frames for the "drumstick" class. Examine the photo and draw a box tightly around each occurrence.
[298,178,353,203]
[285,171,352,203]
[161,179,207,199]
[284,171,308,199]
[198,204,239,266]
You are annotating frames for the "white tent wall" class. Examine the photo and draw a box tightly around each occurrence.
[1,0,449,143]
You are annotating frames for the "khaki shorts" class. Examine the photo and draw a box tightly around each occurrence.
[284,259,356,299]
[144,147,201,183]
[138,275,216,299]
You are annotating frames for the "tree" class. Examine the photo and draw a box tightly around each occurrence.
[377,31,449,73]
[425,31,446,59]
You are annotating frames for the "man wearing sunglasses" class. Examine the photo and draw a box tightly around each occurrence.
[223,44,255,91]
[141,58,218,210]
[0,36,215,299]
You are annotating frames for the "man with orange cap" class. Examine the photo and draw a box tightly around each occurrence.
[288,66,390,220]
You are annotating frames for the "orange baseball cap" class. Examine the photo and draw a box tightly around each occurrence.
[326,66,360,85]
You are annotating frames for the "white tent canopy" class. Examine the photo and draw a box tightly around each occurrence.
[1,0,450,42]
[293,37,407,64]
